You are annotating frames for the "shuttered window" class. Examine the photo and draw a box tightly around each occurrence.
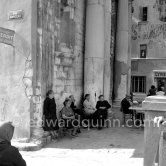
[139,7,148,21]
[131,76,146,93]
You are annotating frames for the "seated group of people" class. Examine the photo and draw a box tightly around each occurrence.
[43,90,112,139]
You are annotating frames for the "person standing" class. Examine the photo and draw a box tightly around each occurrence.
[43,90,59,140]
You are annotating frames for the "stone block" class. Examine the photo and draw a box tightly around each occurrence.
[23,78,32,87]
[55,86,65,94]
[57,66,63,72]
[54,57,61,65]
[25,87,33,98]
[63,66,69,72]
[64,85,73,93]
[24,68,33,78]
[56,71,67,79]
[33,96,42,104]
[67,69,75,80]
[62,58,73,66]
[54,79,65,86]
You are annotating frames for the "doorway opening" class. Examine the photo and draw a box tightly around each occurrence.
[156,78,166,91]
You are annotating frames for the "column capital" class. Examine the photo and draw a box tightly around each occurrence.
[87,0,105,6]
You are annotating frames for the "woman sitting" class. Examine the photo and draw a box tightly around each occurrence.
[69,95,83,116]
[96,95,112,129]
[61,98,79,137]
[43,90,59,140]
[83,94,100,127]
[83,94,96,116]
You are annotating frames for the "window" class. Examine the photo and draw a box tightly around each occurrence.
[131,76,146,93]
[140,44,147,58]
[140,7,148,21]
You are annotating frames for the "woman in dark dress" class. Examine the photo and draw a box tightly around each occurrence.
[96,95,111,129]
[43,90,59,139]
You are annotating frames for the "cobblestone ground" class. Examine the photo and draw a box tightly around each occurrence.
[21,127,144,166]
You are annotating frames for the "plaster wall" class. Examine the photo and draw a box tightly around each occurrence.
[0,0,33,139]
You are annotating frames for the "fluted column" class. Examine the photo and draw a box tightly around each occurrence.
[114,0,131,104]
[84,0,105,105]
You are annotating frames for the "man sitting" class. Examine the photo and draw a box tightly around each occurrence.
[121,95,132,114]
[121,95,133,125]
[96,95,112,129]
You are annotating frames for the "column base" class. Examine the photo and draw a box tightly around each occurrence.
[112,99,121,108]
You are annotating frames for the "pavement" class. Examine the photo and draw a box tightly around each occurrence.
[21,127,144,166]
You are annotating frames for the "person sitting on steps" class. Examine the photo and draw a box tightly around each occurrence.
[61,98,80,137]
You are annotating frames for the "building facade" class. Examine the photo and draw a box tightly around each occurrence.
[0,0,128,140]
[131,0,166,98]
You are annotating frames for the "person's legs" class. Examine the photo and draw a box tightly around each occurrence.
[50,130,56,139]
[102,110,108,127]
[93,110,102,129]
[71,119,79,136]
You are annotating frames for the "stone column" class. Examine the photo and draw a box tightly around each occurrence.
[114,0,131,105]
[84,0,105,105]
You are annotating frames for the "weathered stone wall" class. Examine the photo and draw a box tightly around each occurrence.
[0,0,33,138]
[36,0,85,114]
[53,0,85,111]
[132,0,166,58]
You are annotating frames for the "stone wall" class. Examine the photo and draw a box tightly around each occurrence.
[53,0,85,111]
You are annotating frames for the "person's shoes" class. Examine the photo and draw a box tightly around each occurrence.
[71,133,79,137]
[98,126,102,130]
[77,129,81,133]
[82,122,88,128]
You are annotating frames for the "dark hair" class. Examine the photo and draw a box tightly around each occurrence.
[98,95,104,99]
[46,90,54,97]
[151,85,155,89]
[84,94,90,100]
[63,98,70,106]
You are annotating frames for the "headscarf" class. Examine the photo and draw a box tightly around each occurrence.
[0,122,14,144]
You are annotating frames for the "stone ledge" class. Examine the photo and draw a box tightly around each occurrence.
[12,135,52,151]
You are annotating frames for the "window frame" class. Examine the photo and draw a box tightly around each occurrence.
[139,6,148,22]
[140,44,147,58]
[131,76,146,94]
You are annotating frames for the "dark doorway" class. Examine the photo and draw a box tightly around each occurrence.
[157,78,166,90]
